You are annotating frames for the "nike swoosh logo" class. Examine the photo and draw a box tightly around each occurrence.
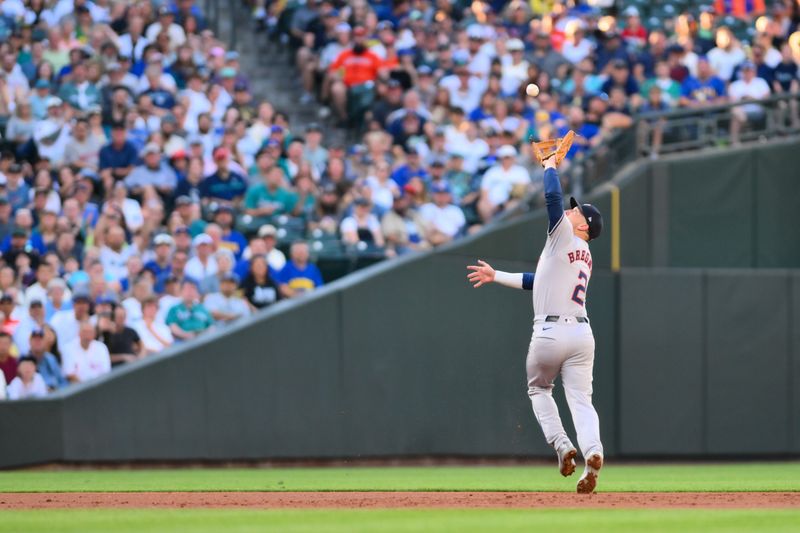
[542,327,553,331]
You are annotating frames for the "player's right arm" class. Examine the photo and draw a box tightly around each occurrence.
[467,260,533,290]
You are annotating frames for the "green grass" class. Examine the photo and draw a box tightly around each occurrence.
[0,509,798,533]
[1,463,799,493]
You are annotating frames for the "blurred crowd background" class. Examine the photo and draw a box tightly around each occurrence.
[1,0,799,399]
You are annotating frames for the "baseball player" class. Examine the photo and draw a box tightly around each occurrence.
[467,155,604,493]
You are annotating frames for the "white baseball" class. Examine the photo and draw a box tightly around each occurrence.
[526,83,540,97]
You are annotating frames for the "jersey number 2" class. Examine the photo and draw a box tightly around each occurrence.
[571,271,588,306]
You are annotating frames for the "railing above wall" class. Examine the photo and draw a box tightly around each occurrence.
[567,92,800,200]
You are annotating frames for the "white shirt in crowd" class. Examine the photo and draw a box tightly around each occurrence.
[500,56,530,96]
[145,22,187,49]
[13,315,46,356]
[562,38,594,65]
[365,176,400,212]
[729,76,771,114]
[117,34,151,62]
[340,214,382,239]
[185,256,219,281]
[24,282,72,309]
[481,163,530,206]
[440,74,487,116]
[119,198,144,231]
[51,310,80,354]
[157,295,181,323]
[6,374,48,400]
[100,245,135,281]
[180,88,212,132]
[122,297,143,326]
[0,372,6,400]
[418,203,466,237]
[707,46,746,81]
[33,118,71,165]
[133,319,174,353]
[62,339,111,383]
[444,132,488,174]
[203,293,251,321]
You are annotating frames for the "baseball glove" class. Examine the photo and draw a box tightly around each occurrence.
[531,130,575,167]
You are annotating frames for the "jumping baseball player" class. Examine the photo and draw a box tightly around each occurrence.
[467,154,604,493]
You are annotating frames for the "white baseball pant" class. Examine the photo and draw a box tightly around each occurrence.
[526,317,603,458]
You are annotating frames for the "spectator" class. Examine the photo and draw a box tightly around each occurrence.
[328,26,384,122]
[125,143,178,200]
[98,122,139,197]
[419,182,466,246]
[364,161,400,213]
[772,42,800,129]
[729,61,771,144]
[205,272,252,321]
[51,292,92,354]
[58,61,101,112]
[640,61,681,107]
[0,293,20,335]
[64,118,103,173]
[381,193,429,255]
[5,102,36,148]
[340,198,385,247]
[200,147,248,207]
[240,225,286,276]
[33,97,71,166]
[45,278,72,320]
[242,255,281,310]
[99,225,134,281]
[0,331,17,386]
[133,296,174,355]
[27,328,67,391]
[680,57,727,108]
[6,356,48,400]
[165,279,213,341]
[278,242,323,298]
[199,248,236,295]
[185,233,217,281]
[98,306,143,367]
[211,205,247,259]
[707,27,746,82]
[244,164,297,222]
[62,320,111,383]
[477,145,530,222]
[13,299,46,356]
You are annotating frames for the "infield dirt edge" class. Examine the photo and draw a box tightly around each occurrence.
[1,491,798,509]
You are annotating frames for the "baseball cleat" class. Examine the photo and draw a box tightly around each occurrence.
[557,446,578,477]
[576,453,603,494]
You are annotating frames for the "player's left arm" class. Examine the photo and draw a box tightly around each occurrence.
[542,157,564,234]
[467,260,533,290]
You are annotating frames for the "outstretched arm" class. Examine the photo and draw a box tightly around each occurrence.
[467,260,534,290]
[542,157,564,233]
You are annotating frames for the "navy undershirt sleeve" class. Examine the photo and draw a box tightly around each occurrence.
[543,168,564,233]
[522,272,534,291]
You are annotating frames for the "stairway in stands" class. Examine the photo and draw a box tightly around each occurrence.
[220,3,349,147]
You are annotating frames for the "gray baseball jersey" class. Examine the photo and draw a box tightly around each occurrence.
[532,214,593,317]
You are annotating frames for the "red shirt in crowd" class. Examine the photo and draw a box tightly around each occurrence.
[0,354,17,386]
[329,49,383,88]
[622,25,647,49]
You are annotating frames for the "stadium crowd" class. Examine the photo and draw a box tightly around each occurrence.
[1,0,800,399]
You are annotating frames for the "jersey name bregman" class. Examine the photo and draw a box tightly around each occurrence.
[567,249,592,271]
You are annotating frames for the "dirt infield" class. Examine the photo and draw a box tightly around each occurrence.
[1,492,798,509]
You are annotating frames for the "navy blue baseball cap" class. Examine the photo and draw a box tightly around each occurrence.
[570,197,603,241]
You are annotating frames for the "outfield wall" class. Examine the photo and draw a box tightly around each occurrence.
[1,141,798,468]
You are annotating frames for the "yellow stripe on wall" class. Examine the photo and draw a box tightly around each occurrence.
[610,185,620,272]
